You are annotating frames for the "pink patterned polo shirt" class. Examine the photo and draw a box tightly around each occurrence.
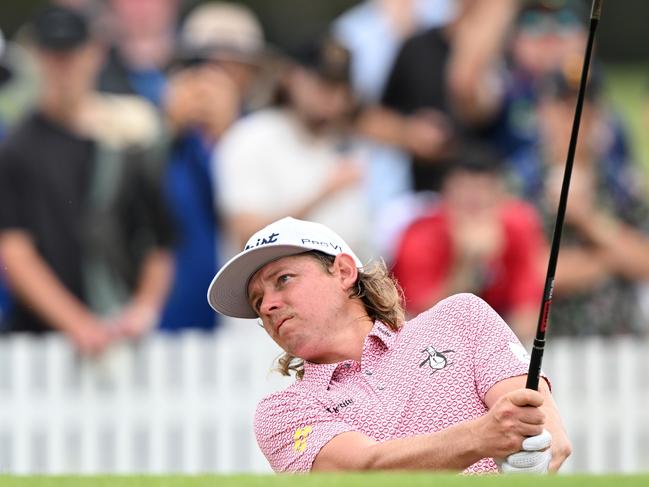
[254,293,544,473]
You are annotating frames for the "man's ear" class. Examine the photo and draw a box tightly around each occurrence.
[333,253,359,291]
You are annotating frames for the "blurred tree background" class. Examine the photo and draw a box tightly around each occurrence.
[1,0,648,175]
[1,0,649,61]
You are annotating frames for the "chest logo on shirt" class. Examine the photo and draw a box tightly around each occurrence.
[293,425,313,453]
[419,345,454,374]
[325,398,354,414]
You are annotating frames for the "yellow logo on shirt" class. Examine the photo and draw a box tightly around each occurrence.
[293,425,313,452]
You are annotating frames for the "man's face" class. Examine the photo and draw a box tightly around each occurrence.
[215,59,258,97]
[443,170,502,216]
[110,0,179,36]
[538,95,595,166]
[36,43,102,100]
[287,67,352,131]
[512,11,587,77]
[247,254,350,362]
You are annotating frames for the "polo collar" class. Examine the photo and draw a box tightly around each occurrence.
[300,321,399,389]
[367,320,398,350]
[301,361,338,389]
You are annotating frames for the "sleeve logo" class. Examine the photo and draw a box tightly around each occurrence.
[509,341,531,364]
[293,425,313,453]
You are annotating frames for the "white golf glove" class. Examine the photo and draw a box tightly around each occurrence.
[497,429,552,474]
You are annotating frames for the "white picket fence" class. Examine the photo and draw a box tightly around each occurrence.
[0,323,648,474]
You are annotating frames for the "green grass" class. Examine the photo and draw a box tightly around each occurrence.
[0,474,648,487]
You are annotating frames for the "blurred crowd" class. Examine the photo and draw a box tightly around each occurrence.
[1,0,648,355]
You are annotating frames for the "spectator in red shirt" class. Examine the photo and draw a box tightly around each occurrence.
[392,144,546,345]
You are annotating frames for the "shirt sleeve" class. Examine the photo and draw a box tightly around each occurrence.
[254,390,355,473]
[451,293,547,399]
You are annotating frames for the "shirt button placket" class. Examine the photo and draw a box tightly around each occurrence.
[363,369,384,392]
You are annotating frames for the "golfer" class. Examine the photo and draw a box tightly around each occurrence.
[208,217,572,473]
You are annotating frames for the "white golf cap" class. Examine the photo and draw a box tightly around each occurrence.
[207,217,362,318]
[179,2,265,65]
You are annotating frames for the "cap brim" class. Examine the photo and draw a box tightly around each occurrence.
[174,41,283,68]
[207,244,315,319]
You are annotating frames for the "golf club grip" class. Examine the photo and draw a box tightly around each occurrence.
[526,0,603,391]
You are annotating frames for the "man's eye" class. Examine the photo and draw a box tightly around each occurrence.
[278,274,291,284]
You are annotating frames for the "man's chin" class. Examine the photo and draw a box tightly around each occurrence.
[285,340,317,362]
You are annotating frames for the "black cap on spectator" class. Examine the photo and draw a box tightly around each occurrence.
[31,5,90,51]
[290,35,351,83]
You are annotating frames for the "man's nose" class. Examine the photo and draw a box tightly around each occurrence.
[259,290,282,316]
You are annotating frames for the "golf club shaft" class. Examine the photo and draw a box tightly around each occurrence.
[526,0,603,390]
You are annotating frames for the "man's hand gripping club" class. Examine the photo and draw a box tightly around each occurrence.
[497,429,552,473]
[474,388,552,473]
